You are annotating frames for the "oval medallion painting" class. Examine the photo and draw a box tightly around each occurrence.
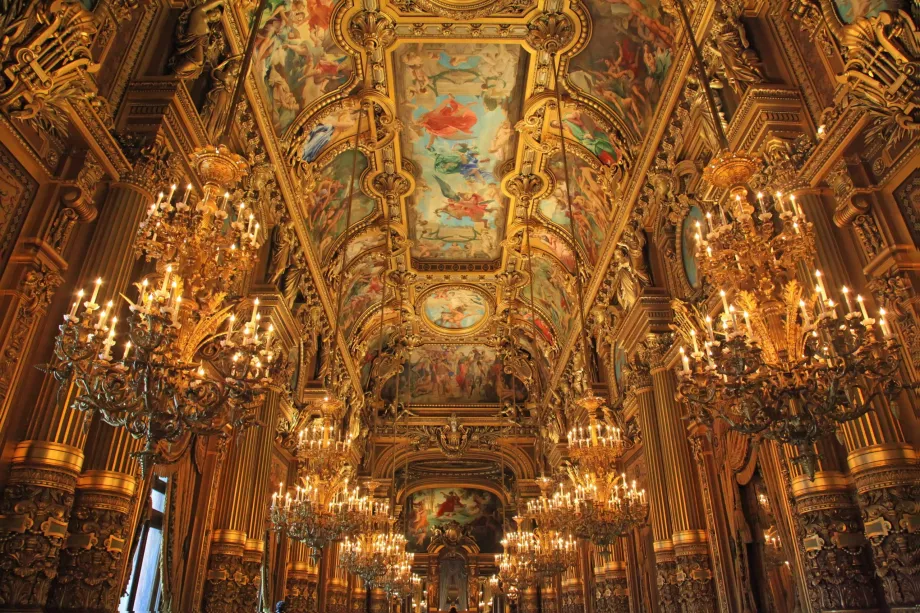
[422,286,489,333]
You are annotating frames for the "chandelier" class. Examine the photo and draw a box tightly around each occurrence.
[378,554,419,600]
[497,518,538,590]
[45,146,279,476]
[568,418,625,475]
[269,474,369,551]
[41,1,282,476]
[530,527,578,577]
[568,471,647,546]
[296,410,354,480]
[668,0,915,479]
[340,509,411,586]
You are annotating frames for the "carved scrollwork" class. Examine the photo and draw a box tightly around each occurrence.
[0,0,100,139]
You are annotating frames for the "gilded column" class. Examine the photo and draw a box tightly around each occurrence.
[369,587,388,613]
[607,541,630,613]
[521,586,538,613]
[46,466,138,612]
[624,349,674,613]
[645,334,716,613]
[201,422,263,612]
[0,167,158,609]
[350,576,366,613]
[242,389,283,608]
[843,422,920,610]
[785,442,881,613]
[543,583,559,613]
[284,542,318,613]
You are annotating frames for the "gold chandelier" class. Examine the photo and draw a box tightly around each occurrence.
[340,511,410,586]
[670,0,915,479]
[269,474,370,551]
[567,418,625,476]
[45,146,280,476]
[496,518,538,590]
[42,3,283,477]
[378,553,419,600]
[296,410,354,481]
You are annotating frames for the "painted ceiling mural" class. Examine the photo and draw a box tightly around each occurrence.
[248,0,679,407]
[566,0,673,138]
[396,42,525,262]
[254,0,354,135]
[305,149,375,262]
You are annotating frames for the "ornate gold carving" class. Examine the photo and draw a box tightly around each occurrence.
[674,547,716,613]
[283,569,317,613]
[0,442,83,608]
[706,0,766,95]
[793,488,880,611]
[171,0,227,80]
[655,557,681,613]
[47,471,137,612]
[201,56,241,142]
[526,12,575,54]
[0,0,100,138]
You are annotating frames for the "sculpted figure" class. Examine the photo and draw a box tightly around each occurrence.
[172,0,225,80]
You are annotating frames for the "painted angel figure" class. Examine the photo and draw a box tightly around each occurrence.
[433,175,494,225]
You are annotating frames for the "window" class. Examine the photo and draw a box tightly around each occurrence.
[120,476,167,612]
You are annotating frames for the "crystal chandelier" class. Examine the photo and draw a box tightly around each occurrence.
[45,146,279,476]
[378,554,418,600]
[269,474,369,550]
[669,0,915,479]
[496,518,538,590]
[567,419,625,476]
[530,527,578,577]
[568,471,647,546]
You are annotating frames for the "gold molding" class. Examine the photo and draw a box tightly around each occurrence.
[790,471,850,498]
[846,443,917,475]
[672,530,708,546]
[76,470,137,498]
[211,529,248,546]
[12,440,84,474]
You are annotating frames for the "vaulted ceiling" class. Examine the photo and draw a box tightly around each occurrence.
[249,0,677,412]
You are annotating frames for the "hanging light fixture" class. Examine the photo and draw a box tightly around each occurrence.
[43,0,282,476]
[496,517,538,591]
[269,474,370,551]
[669,0,915,479]
[340,512,409,586]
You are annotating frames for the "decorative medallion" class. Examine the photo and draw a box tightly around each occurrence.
[419,285,491,334]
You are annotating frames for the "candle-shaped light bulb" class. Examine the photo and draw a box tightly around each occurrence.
[250,298,260,326]
[842,286,854,313]
[720,289,730,314]
[69,289,85,318]
[123,341,132,360]
[856,294,870,320]
[89,277,103,306]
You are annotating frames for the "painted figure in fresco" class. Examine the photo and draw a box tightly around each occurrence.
[300,107,355,163]
[417,95,478,149]
[436,491,464,517]
[254,0,352,132]
[433,175,495,224]
[433,143,493,183]
[563,110,619,166]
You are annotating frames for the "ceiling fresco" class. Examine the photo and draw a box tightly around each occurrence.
[396,42,525,263]
[253,0,678,408]
[254,0,355,135]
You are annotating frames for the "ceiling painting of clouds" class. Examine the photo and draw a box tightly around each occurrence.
[395,42,526,262]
